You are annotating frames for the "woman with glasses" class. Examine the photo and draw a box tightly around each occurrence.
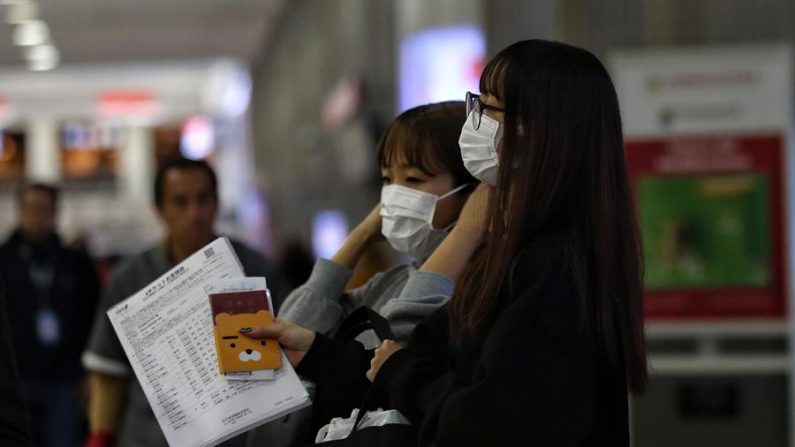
[248,39,647,446]
[248,101,479,445]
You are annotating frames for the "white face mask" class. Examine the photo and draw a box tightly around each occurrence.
[459,111,501,185]
[380,183,469,260]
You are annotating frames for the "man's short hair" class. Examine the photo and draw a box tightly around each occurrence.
[16,182,59,209]
[153,157,218,207]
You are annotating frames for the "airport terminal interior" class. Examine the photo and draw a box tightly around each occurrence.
[1,1,795,446]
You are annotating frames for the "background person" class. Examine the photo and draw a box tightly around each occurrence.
[0,183,99,447]
[82,157,285,447]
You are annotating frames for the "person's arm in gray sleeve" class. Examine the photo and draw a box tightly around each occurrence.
[278,258,382,335]
[381,269,454,344]
[278,258,354,334]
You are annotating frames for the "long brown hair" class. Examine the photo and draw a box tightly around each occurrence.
[450,40,647,393]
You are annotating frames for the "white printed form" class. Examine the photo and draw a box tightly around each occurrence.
[107,238,310,447]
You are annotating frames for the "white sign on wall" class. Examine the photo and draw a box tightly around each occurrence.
[611,45,792,137]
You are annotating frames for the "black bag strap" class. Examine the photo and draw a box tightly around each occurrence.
[312,307,401,444]
[334,307,396,430]
[335,306,396,343]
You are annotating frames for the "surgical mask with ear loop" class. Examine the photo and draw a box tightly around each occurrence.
[380,183,469,260]
[459,111,502,185]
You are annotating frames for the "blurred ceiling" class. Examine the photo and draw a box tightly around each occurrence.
[0,0,287,67]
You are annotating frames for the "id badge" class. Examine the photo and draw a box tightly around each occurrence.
[36,309,61,346]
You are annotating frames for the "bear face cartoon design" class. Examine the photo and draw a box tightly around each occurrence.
[213,310,281,373]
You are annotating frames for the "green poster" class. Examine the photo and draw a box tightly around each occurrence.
[639,174,771,289]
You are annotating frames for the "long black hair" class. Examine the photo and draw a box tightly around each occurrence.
[450,40,647,393]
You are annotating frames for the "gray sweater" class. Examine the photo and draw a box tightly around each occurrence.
[278,258,453,343]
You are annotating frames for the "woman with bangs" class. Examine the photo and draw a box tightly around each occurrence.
[252,39,647,446]
[256,101,480,444]
[278,100,477,343]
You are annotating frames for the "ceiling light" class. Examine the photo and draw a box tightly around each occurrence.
[28,55,57,71]
[23,43,58,61]
[13,19,49,46]
[5,0,38,25]
[180,115,215,160]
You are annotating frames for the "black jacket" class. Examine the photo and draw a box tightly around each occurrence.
[0,281,34,446]
[0,230,99,381]
[298,241,629,446]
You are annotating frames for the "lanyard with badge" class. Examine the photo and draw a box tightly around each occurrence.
[21,244,61,346]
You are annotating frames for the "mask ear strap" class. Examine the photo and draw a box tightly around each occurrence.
[442,220,457,232]
[438,182,470,201]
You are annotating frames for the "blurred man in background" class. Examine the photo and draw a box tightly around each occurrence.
[0,183,100,447]
[82,157,284,447]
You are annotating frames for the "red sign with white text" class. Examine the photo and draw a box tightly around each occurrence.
[96,90,158,118]
[627,134,786,319]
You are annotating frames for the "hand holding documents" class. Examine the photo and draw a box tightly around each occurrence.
[207,278,281,380]
[106,237,310,447]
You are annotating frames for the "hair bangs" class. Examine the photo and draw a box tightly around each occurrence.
[479,54,512,100]
[377,112,446,176]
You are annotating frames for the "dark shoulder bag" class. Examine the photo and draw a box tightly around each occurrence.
[314,307,417,446]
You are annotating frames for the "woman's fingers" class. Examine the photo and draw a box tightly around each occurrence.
[236,319,315,368]
[239,319,286,339]
[367,354,380,382]
[367,340,401,382]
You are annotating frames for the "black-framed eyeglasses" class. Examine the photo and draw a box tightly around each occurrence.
[465,91,505,130]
